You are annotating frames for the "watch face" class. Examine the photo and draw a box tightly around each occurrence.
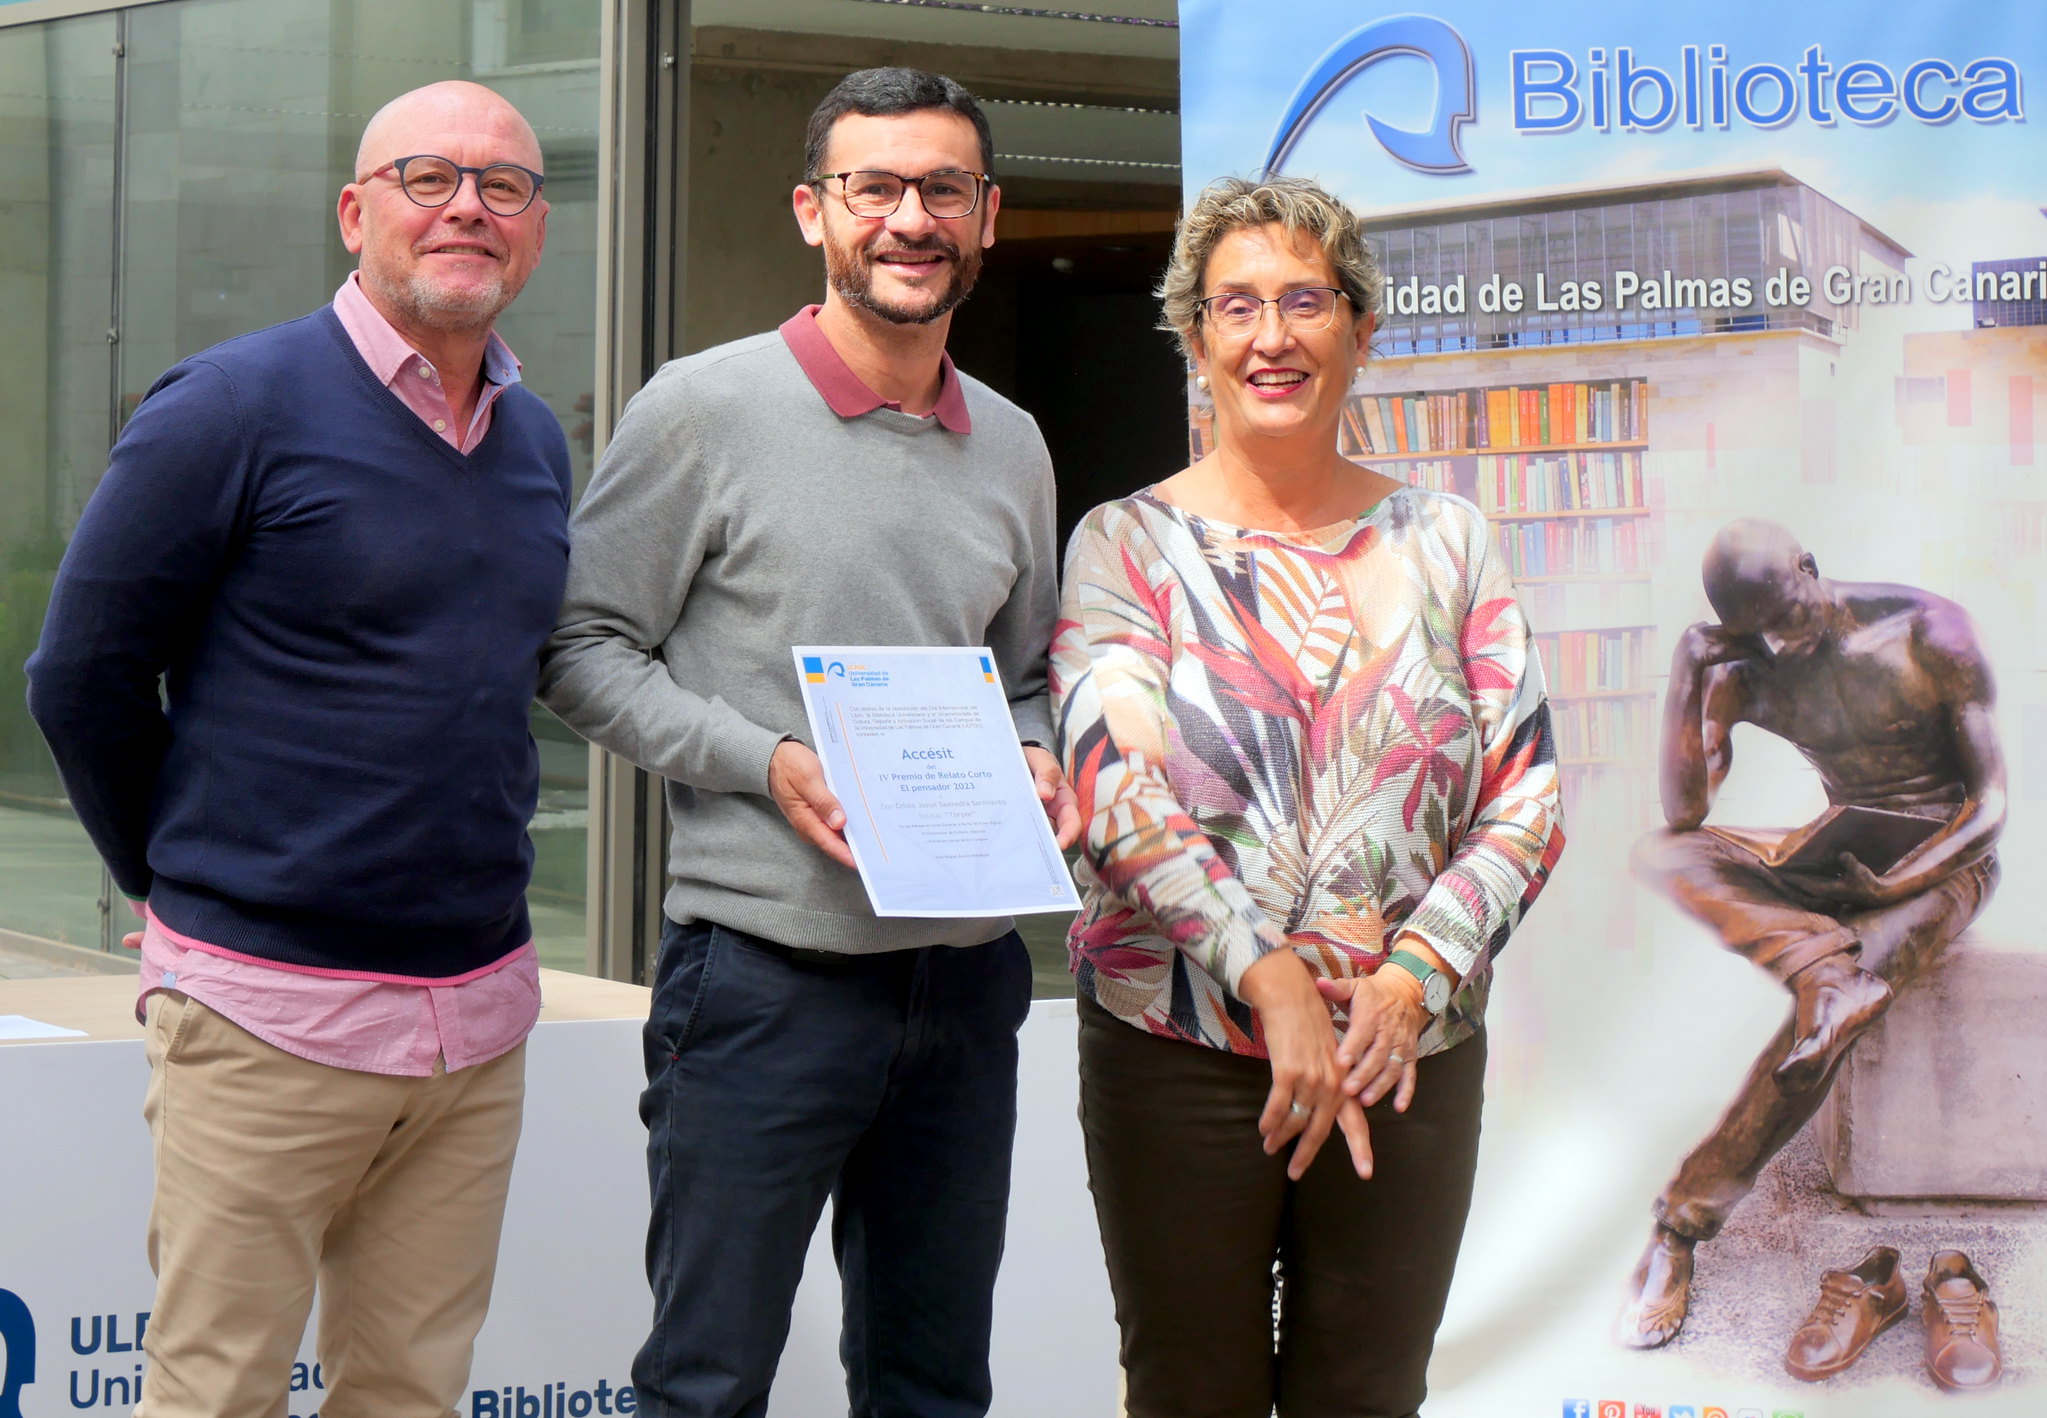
[1423,971,1452,1013]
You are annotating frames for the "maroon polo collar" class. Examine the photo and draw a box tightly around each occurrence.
[778,304,972,434]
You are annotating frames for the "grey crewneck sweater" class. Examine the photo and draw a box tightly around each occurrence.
[539,328,1058,951]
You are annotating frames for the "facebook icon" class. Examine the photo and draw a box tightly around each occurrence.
[1565,1403,1593,1418]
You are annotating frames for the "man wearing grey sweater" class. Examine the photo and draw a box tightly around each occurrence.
[539,68,1078,1418]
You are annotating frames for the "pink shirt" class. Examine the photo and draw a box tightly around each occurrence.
[140,912,539,1076]
[133,277,540,1076]
[332,270,523,452]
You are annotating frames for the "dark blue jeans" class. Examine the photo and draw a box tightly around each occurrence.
[632,917,1032,1418]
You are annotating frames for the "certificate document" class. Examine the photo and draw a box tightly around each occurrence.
[792,646,1081,918]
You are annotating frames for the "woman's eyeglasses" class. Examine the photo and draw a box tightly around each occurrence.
[1197,287,1348,333]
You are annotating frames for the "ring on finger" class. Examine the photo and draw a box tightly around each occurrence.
[1389,1051,1404,1065]
[1288,1100,1310,1119]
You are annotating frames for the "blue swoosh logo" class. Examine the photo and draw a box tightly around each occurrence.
[1264,14,1477,176]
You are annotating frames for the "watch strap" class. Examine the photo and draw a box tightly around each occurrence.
[1385,948,1450,1014]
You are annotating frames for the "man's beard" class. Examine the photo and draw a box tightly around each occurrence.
[824,230,982,325]
[364,242,518,335]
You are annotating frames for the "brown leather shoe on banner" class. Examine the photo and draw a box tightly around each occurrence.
[1922,1250,2002,1393]
[1785,1245,1908,1381]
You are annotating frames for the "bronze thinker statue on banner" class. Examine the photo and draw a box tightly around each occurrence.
[1617,517,2006,1349]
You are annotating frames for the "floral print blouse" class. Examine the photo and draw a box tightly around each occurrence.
[1051,487,1564,1059]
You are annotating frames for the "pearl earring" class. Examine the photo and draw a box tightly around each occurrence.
[1195,374,1210,392]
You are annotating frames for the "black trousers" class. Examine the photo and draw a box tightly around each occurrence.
[1078,996,1486,1418]
[633,919,1031,1418]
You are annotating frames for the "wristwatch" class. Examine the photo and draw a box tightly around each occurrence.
[1384,948,1452,1015]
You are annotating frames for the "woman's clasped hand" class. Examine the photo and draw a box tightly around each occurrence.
[1238,946,1430,1181]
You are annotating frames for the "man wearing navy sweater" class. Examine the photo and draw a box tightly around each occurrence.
[27,81,566,1418]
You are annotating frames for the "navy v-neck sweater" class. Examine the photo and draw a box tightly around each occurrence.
[28,307,572,977]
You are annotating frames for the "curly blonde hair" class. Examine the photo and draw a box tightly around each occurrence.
[1158,175,1384,361]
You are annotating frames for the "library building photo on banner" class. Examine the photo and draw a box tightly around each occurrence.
[1183,1,2045,1413]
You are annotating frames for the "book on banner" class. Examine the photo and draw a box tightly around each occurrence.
[1707,805,1945,877]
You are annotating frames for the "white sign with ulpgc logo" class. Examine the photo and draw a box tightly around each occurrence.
[0,1010,648,1418]
[0,983,1121,1417]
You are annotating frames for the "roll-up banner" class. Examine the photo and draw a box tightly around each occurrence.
[1181,4,2044,1414]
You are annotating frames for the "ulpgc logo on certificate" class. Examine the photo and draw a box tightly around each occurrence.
[791,646,1080,918]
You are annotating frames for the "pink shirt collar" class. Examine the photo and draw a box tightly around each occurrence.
[334,271,522,388]
[778,304,972,434]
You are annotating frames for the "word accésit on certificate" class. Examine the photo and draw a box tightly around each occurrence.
[793,646,1081,918]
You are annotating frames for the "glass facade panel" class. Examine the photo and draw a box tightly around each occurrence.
[0,14,118,951]
[1,0,600,971]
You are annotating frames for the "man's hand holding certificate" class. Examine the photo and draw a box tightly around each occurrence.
[787,646,1082,917]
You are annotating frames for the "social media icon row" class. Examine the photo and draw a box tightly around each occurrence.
[1566,1402,1799,1418]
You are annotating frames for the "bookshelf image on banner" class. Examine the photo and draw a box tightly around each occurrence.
[1337,376,1659,825]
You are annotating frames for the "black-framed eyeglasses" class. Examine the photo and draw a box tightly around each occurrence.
[1197,286,1349,333]
[362,155,546,216]
[811,169,992,220]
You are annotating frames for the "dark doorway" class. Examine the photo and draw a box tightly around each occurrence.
[950,215,1190,553]
[945,211,1187,994]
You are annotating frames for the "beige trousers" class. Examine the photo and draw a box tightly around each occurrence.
[137,990,525,1418]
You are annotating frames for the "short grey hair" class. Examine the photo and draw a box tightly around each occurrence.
[1158,175,1384,360]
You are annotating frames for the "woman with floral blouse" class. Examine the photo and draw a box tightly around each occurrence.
[1051,175,1565,1417]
